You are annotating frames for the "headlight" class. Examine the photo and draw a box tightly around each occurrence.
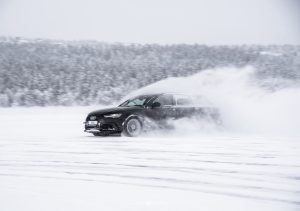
[103,113,122,118]
[89,116,97,120]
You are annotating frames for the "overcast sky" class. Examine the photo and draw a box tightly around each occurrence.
[0,0,299,44]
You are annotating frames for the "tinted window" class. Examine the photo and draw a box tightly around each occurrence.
[153,95,173,106]
[175,95,193,106]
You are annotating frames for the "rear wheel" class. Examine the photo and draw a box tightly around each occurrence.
[123,118,143,137]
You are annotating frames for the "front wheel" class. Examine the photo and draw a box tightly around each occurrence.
[123,117,143,137]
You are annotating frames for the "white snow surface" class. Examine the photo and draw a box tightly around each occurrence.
[0,106,300,211]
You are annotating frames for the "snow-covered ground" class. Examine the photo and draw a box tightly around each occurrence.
[0,107,299,211]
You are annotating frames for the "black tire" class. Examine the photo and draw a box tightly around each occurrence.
[123,117,143,137]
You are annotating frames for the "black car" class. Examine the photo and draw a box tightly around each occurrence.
[84,93,219,137]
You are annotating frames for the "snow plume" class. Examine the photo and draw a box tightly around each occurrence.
[130,66,300,137]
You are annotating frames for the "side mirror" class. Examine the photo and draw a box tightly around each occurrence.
[151,102,161,108]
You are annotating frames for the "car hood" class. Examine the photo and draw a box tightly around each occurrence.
[88,106,142,116]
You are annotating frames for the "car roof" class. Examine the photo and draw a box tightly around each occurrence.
[135,93,187,97]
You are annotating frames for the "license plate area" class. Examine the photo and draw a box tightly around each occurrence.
[87,121,98,126]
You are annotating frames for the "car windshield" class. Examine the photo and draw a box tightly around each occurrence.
[119,96,150,107]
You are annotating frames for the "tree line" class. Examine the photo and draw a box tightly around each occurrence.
[0,37,299,106]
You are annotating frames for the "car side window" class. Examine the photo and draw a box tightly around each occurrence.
[153,95,174,106]
[175,95,193,106]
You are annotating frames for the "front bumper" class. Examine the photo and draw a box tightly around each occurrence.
[84,128,102,133]
[84,119,123,134]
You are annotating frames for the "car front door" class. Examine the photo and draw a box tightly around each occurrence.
[147,94,176,120]
[174,94,196,118]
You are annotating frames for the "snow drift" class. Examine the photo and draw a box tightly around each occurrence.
[127,67,300,137]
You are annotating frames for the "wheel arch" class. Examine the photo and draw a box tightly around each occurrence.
[121,114,145,137]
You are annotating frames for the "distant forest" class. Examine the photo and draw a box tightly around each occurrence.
[0,37,299,106]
